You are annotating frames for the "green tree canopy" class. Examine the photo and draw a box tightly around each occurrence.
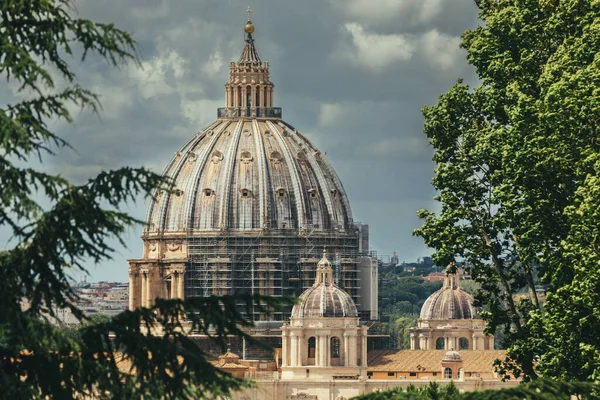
[0,1,292,398]
[414,0,600,381]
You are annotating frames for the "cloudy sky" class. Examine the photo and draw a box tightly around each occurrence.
[6,0,481,282]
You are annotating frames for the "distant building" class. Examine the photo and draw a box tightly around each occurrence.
[390,252,399,267]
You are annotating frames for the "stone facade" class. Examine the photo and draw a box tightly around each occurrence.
[281,251,368,380]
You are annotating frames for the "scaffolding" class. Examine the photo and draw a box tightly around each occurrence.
[185,227,364,321]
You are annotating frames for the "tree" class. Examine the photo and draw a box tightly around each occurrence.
[0,1,291,399]
[414,0,600,381]
[351,379,599,400]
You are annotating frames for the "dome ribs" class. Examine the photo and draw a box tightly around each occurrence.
[146,121,221,232]
[266,120,307,231]
[294,132,336,230]
[218,120,244,231]
[182,121,230,231]
[252,119,269,230]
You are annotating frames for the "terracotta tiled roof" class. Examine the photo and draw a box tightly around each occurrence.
[367,350,506,373]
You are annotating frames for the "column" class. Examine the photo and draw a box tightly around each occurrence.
[349,333,357,367]
[320,335,328,366]
[316,335,321,366]
[141,272,147,308]
[282,331,288,367]
[270,87,274,107]
[326,336,331,367]
[297,334,303,366]
[177,269,185,300]
[343,333,349,366]
[290,334,297,366]
[488,336,494,350]
[362,331,368,367]
[258,85,264,108]
[128,266,138,310]
[241,87,247,108]
[170,272,177,299]
[145,270,153,307]
[266,87,271,107]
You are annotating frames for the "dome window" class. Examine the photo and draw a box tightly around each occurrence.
[308,189,318,199]
[243,129,251,137]
[264,130,271,137]
[296,151,306,160]
[331,189,338,198]
[207,130,214,137]
[240,151,253,164]
[174,189,184,197]
[276,188,286,198]
[204,188,214,197]
[240,188,251,198]
[270,151,282,164]
[211,151,223,164]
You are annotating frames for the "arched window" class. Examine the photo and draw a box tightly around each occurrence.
[436,337,445,350]
[443,367,452,379]
[307,337,316,358]
[330,337,340,358]
[459,337,469,350]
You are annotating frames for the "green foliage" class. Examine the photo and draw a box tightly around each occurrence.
[414,0,600,381]
[377,272,441,348]
[352,379,599,400]
[0,1,294,398]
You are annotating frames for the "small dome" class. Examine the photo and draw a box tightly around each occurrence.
[292,285,358,318]
[291,251,358,318]
[442,350,462,361]
[420,270,477,320]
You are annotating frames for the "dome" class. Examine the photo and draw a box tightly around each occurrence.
[420,270,477,320]
[144,120,353,233]
[143,17,353,235]
[291,252,358,318]
[442,350,462,361]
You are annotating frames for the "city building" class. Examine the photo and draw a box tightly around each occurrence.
[127,8,377,322]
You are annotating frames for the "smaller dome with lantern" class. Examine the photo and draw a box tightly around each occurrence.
[291,250,358,318]
[419,267,477,320]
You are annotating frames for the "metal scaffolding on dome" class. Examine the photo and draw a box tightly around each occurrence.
[184,226,363,321]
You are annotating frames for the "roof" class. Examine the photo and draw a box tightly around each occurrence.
[291,252,358,318]
[420,270,478,320]
[367,350,506,373]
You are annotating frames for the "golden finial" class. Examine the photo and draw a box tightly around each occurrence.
[244,6,255,34]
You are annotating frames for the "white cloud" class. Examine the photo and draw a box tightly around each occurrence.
[129,49,189,99]
[421,29,463,70]
[318,103,345,127]
[181,98,222,127]
[342,23,415,70]
[331,0,446,26]
[202,51,224,77]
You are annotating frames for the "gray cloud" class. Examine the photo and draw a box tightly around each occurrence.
[2,0,480,280]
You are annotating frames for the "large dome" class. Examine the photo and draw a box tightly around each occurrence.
[291,253,358,318]
[144,119,353,233]
[420,271,477,320]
